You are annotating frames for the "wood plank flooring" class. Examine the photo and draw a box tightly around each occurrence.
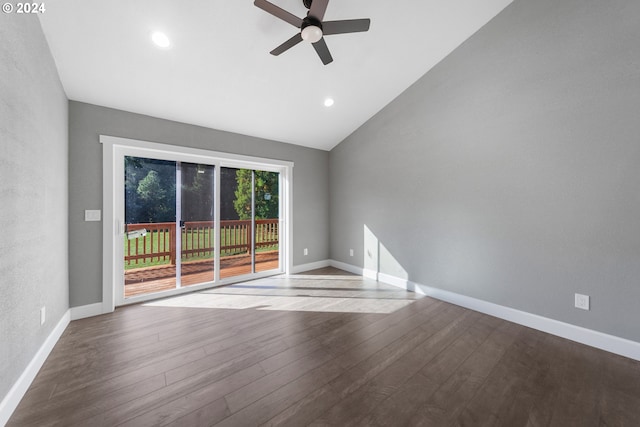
[8,267,640,426]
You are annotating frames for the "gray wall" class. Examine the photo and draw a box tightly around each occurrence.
[69,101,329,307]
[0,16,69,400]
[330,0,640,341]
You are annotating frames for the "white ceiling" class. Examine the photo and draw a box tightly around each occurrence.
[39,0,513,151]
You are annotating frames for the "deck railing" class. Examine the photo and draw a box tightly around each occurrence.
[125,219,279,267]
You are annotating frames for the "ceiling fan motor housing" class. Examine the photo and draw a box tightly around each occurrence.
[301,16,322,31]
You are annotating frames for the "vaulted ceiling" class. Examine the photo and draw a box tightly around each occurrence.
[39,0,513,150]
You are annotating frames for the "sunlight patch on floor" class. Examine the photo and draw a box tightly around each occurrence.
[143,292,415,314]
[143,272,420,314]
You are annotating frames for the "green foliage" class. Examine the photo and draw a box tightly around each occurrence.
[136,170,173,222]
[233,170,279,220]
[125,156,176,223]
[124,158,279,225]
[233,169,252,220]
[137,170,165,201]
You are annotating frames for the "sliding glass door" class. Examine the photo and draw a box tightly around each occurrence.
[123,156,178,297]
[113,142,287,306]
[219,167,250,279]
[254,171,280,273]
[179,162,215,287]
[219,167,280,279]
[123,157,216,298]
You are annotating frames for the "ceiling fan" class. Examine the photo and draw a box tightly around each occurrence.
[254,0,371,65]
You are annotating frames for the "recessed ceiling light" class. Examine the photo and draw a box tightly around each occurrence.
[151,32,170,48]
[324,97,335,107]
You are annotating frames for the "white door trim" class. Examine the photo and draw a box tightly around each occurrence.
[100,135,293,312]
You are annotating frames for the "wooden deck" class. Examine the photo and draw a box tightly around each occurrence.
[124,251,279,297]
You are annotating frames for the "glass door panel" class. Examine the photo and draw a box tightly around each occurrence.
[123,156,177,298]
[254,171,280,273]
[220,167,253,279]
[118,149,285,304]
[179,162,215,287]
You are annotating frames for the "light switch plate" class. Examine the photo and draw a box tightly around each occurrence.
[85,210,101,221]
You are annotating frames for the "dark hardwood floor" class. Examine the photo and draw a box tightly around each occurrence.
[9,267,640,426]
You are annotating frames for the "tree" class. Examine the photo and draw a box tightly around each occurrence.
[136,170,171,222]
[124,156,142,223]
[233,170,279,220]
[124,157,176,223]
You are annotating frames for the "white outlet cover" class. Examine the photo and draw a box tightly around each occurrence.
[575,293,590,310]
[350,249,354,257]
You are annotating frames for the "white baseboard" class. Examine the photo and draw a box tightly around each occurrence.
[409,280,640,361]
[0,309,70,426]
[339,261,640,362]
[70,302,104,321]
[378,272,408,288]
[328,259,363,276]
[290,260,331,274]
[363,268,379,281]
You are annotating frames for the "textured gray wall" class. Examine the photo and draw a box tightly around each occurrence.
[0,16,69,400]
[330,0,640,341]
[69,101,329,307]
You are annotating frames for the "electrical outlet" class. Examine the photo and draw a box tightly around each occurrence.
[40,306,46,325]
[349,249,354,257]
[303,248,308,256]
[575,293,590,311]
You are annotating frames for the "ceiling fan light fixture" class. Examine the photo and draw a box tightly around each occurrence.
[301,25,323,43]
